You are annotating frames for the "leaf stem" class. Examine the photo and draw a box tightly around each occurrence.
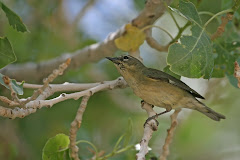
[170,21,191,44]
[199,11,221,23]
[98,145,134,160]
[75,140,99,157]
[164,3,180,29]
[57,140,99,158]
[141,25,174,40]
[198,11,215,16]
[203,9,233,28]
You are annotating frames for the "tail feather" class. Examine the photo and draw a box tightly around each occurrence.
[195,101,225,121]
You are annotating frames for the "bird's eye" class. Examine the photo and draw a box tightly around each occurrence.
[123,56,129,61]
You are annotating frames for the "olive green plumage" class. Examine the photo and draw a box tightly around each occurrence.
[106,55,225,121]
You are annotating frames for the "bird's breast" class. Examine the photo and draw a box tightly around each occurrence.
[128,78,187,109]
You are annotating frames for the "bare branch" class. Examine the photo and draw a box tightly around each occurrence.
[159,109,181,160]
[132,0,172,28]
[26,58,71,103]
[69,96,90,160]
[0,77,127,119]
[136,101,158,160]
[22,82,105,91]
[0,96,19,107]
[234,61,240,88]
[2,76,20,103]
[0,58,72,109]
[0,0,173,82]
[211,13,233,40]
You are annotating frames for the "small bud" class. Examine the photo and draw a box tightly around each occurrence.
[3,76,10,85]
[66,58,71,65]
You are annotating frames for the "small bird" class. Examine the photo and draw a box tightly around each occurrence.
[106,55,225,121]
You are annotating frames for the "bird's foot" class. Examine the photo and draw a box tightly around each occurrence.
[144,118,159,127]
[144,108,172,127]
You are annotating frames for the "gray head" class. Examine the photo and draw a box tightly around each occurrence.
[106,55,145,73]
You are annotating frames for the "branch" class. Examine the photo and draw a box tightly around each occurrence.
[69,96,90,160]
[2,76,20,103]
[0,77,127,119]
[234,61,240,88]
[211,13,233,40]
[0,58,127,119]
[136,101,158,160]
[0,96,19,107]
[25,58,71,103]
[159,109,181,160]
[0,0,173,82]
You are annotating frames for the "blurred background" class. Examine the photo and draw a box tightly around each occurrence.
[0,0,240,159]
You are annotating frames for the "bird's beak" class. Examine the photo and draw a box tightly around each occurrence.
[106,57,120,64]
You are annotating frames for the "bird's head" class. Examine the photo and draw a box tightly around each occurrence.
[106,55,144,74]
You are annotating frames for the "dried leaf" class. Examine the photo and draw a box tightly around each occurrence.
[114,24,145,52]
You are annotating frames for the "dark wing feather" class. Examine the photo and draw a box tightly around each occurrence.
[142,68,205,99]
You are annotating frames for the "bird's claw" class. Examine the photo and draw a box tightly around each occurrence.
[144,115,159,127]
[144,109,172,128]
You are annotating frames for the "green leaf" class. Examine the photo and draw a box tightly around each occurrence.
[163,65,181,79]
[0,73,24,95]
[0,37,17,69]
[42,134,70,160]
[63,149,72,160]
[221,0,234,10]
[0,2,29,32]
[167,0,214,79]
[212,22,240,78]
[212,41,240,78]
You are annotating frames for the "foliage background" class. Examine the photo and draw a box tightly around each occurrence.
[0,0,240,159]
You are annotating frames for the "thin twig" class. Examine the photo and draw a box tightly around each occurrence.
[234,61,240,88]
[159,109,181,160]
[0,77,127,119]
[2,76,20,103]
[211,13,233,40]
[136,101,158,160]
[0,96,19,107]
[26,58,71,103]
[69,96,90,160]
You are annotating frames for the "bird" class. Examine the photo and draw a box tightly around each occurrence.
[106,55,225,121]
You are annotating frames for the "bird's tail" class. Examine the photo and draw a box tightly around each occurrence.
[195,101,225,121]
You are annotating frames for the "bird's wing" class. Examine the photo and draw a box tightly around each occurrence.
[142,68,205,99]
